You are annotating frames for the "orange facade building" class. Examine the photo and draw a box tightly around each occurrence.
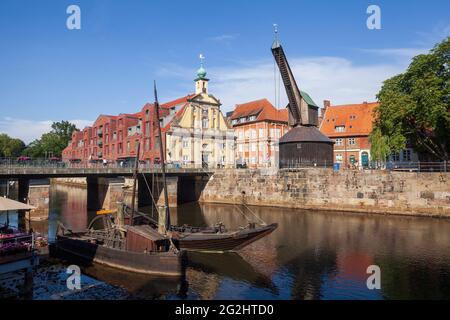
[319,101,378,168]
[229,99,289,168]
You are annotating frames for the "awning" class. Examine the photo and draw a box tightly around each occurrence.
[0,197,36,213]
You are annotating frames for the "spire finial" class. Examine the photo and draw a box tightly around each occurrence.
[271,23,281,49]
[196,54,207,79]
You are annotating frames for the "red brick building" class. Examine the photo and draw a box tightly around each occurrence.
[62,101,174,164]
[319,101,378,168]
[229,99,289,168]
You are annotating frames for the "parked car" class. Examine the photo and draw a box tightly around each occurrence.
[17,156,31,163]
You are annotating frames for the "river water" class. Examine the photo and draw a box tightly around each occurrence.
[4,183,450,300]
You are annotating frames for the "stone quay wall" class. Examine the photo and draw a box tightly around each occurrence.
[199,169,450,218]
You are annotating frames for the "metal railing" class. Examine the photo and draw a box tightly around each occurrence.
[381,161,449,172]
[0,157,216,172]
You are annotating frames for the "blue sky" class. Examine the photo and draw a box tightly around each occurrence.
[0,0,449,143]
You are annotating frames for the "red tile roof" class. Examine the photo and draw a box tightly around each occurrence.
[230,98,288,124]
[161,94,195,109]
[319,102,379,137]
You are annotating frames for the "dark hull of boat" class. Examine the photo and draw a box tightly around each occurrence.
[176,223,278,252]
[50,235,186,277]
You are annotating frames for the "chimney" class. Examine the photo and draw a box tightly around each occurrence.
[322,100,331,118]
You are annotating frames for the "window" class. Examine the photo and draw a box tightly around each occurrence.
[336,153,343,163]
[182,155,189,162]
[145,109,150,119]
[251,157,256,164]
[251,143,256,152]
[348,138,356,145]
[402,149,411,161]
[349,155,356,164]
[335,126,345,132]
[335,138,343,146]
[275,129,281,138]
[182,139,189,148]
[202,118,209,128]
[145,139,150,151]
[238,131,244,140]
[127,141,130,153]
[249,115,256,121]
[232,119,237,125]
[238,144,243,152]
[391,152,400,162]
[259,128,264,138]
[251,129,256,139]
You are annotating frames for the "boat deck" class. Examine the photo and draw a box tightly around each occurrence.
[125,225,165,241]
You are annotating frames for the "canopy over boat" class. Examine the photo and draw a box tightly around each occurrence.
[0,197,36,213]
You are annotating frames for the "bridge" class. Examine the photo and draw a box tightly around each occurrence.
[0,161,214,220]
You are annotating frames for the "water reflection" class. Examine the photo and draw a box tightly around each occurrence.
[46,185,450,300]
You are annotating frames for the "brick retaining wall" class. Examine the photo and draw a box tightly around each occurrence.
[199,169,450,217]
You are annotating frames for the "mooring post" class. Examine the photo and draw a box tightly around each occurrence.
[23,266,33,300]
[17,178,30,230]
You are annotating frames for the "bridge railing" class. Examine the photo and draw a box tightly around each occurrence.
[0,158,215,172]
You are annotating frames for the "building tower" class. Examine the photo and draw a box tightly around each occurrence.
[195,54,209,94]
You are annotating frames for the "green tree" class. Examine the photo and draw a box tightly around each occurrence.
[0,134,25,157]
[371,37,450,161]
[23,121,79,158]
[51,121,78,145]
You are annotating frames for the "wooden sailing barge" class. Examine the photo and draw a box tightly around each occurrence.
[52,219,185,276]
[51,82,186,276]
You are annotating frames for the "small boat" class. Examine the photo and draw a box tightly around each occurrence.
[171,222,278,253]
[122,206,278,253]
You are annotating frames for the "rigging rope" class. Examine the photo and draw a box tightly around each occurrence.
[141,172,159,219]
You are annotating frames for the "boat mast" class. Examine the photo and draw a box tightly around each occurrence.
[130,141,140,226]
[154,81,171,231]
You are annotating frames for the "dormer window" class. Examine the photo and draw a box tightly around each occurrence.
[335,126,345,132]
[249,115,256,121]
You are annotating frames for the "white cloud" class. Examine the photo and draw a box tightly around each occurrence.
[415,23,450,46]
[0,118,92,144]
[156,42,436,113]
[203,56,404,112]
[207,34,239,42]
[360,48,429,61]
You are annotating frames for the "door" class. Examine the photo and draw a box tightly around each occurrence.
[361,152,369,168]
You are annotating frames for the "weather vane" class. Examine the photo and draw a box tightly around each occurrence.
[199,53,205,66]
